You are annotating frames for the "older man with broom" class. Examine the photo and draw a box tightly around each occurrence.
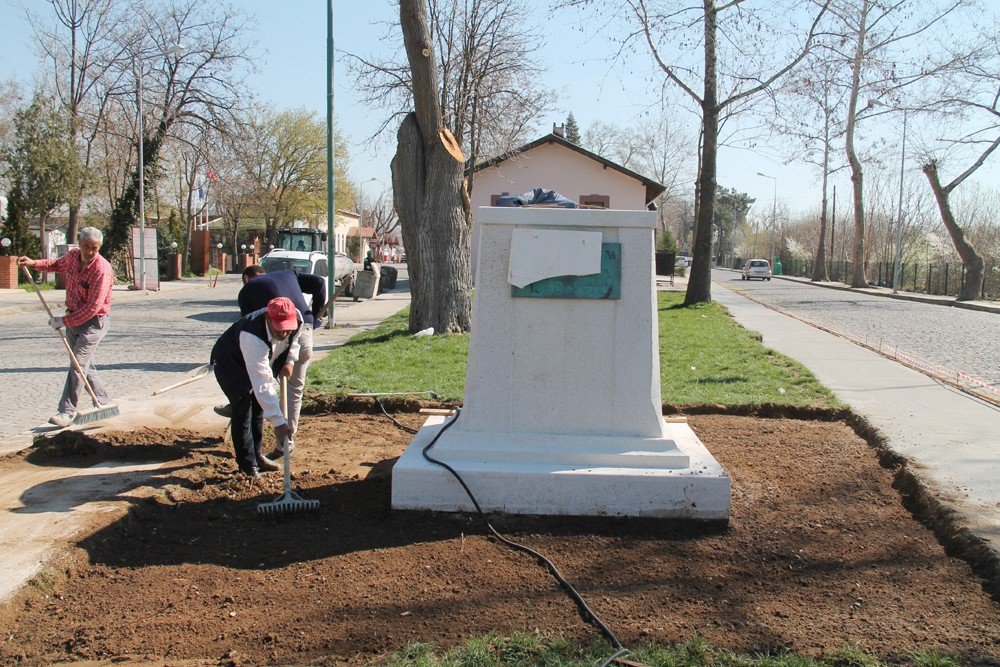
[18,227,116,427]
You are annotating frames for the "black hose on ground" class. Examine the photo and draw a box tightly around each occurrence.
[415,406,631,667]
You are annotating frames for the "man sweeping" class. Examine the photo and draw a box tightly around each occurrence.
[18,227,115,427]
[211,296,302,479]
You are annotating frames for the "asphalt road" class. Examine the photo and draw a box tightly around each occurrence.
[713,269,1000,390]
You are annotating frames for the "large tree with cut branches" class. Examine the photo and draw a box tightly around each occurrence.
[566,0,828,304]
[392,0,472,334]
[347,0,554,192]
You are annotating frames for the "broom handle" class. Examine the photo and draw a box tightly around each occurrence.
[281,376,292,493]
[22,264,103,407]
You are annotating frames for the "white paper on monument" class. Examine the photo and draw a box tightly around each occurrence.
[507,228,603,288]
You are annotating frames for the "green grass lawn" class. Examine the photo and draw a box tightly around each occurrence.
[382,633,957,667]
[309,292,836,408]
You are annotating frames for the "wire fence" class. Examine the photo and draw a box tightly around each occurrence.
[729,257,1000,301]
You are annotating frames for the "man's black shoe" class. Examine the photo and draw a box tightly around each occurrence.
[214,404,233,419]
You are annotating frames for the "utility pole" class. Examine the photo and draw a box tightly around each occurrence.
[325,0,337,329]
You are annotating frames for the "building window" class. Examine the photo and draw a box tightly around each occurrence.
[580,194,610,208]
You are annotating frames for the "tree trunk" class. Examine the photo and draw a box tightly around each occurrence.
[845,0,870,288]
[391,0,472,334]
[684,0,718,305]
[811,102,831,282]
[923,161,985,301]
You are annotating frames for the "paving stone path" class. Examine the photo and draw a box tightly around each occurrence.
[716,271,1000,390]
[1,278,365,440]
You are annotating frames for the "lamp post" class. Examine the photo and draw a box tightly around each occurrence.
[325,0,337,329]
[757,172,778,261]
[135,43,183,291]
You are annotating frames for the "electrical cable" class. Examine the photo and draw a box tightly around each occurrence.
[373,395,419,434]
[418,406,631,667]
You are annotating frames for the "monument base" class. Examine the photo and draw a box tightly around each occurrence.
[391,416,731,520]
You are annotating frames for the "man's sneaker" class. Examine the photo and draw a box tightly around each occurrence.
[213,404,233,418]
[239,465,261,480]
[257,455,280,472]
[48,412,75,427]
[264,441,295,461]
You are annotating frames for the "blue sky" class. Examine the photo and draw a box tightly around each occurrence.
[0,1,975,219]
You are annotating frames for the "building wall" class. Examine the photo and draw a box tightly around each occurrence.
[469,141,649,280]
[471,142,647,211]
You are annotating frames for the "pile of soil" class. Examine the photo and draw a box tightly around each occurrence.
[1,412,999,665]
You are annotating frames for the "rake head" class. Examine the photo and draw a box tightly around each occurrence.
[257,491,320,516]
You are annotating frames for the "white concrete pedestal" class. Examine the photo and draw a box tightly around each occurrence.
[391,207,730,519]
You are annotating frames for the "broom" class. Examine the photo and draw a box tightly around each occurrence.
[22,264,120,426]
[257,377,319,515]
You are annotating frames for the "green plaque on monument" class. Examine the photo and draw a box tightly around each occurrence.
[511,243,621,300]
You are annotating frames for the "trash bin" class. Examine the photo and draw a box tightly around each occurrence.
[773,258,783,276]
[379,265,398,291]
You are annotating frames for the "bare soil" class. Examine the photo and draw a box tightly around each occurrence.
[1,412,999,665]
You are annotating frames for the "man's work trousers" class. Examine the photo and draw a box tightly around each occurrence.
[286,322,313,434]
[231,391,265,475]
[58,315,110,415]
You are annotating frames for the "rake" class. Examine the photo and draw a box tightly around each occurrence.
[257,377,319,515]
[22,264,120,426]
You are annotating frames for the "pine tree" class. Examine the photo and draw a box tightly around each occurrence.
[565,112,581,143]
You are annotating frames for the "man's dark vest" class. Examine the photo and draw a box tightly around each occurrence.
[211,308,299,402]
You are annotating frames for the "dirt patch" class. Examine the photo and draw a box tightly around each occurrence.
[18,429,219,466]
[1,413,999,665]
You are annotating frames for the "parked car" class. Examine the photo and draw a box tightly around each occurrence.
[741,258,772,281]
[258,249,357,300]
[675,254,692,268]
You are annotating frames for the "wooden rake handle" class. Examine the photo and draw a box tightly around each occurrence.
[21,264,103,407]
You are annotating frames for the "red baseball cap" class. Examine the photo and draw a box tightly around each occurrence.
[266,297,299,331]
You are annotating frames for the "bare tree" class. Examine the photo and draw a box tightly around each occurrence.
[918,24,999,300]
[566,0,828,304]
[102,0,254,258]
[347,0,554,187]
[773,50,851,281]
[27,0,136,243]
[823,0,967,287]
[581,111,694,240]
[392,0,472,334]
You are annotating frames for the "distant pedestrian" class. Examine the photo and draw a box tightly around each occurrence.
[211,297,302,479]
[363,250,375,272]
[18,227,114,427]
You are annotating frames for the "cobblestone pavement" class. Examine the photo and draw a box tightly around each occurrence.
[715,271,1000,390]
[1,277,364,439]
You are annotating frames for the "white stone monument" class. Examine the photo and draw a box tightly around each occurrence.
[391,206,730,519]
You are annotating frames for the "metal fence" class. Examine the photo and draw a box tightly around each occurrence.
[728,257,999,301]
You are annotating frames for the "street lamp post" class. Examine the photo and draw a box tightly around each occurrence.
[325,0,337,329]
[891,111,908,295]
[757,172,778,261]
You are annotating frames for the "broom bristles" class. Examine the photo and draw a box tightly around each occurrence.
[72,403,120,425]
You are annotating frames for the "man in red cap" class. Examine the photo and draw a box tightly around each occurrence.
[211,296,302,479]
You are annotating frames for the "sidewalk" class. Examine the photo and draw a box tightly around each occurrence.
[765,270,1000,315]
[713,278,1000,584]
[0,274,231,317]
